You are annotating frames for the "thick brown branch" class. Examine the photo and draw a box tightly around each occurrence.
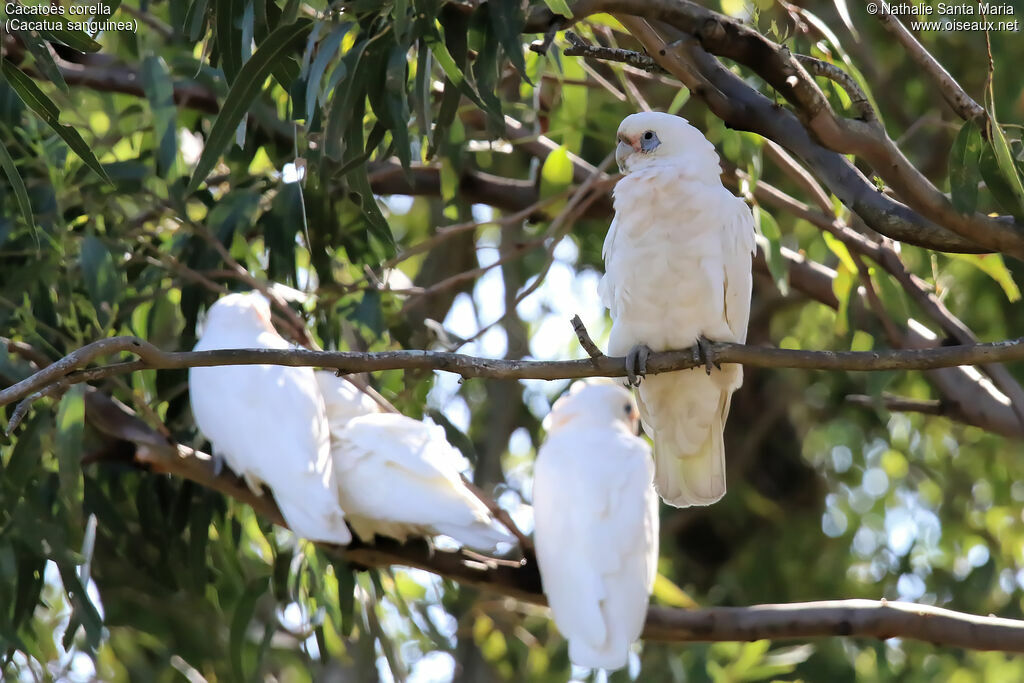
[6,336,1024,411]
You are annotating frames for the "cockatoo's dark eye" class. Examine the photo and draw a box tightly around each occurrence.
[623,403,633,415]
[640,130,660,152]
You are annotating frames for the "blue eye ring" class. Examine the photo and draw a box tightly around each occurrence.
[640,130,660,152]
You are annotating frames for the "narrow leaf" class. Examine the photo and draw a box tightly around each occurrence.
[1,60,112,184]
[14,28,69,93]
[231,577,268,683]
[949,119,982,215]
[187,19,312,193]
[986,113,1024,217]
[541,0,574,18]
[0,139,36,234]
[141,56,179,178]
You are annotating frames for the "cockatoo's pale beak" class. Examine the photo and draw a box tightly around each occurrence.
[616,136,639,172]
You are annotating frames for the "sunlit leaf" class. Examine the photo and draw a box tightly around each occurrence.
[949,252,1021,302]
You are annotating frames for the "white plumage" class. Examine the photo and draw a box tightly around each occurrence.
[599,112,756,508]
[189,292,351,544]
[533,379,659,671]
[317,372,514,552]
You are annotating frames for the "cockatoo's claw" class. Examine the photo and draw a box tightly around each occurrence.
[695,336,719,375]
[211,453,225,477]
[624,344,652,387]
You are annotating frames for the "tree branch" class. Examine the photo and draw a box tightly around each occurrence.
[6,336,1024,414]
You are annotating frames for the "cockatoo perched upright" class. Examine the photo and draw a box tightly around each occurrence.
[533,379,659,671]
[599,112,756,508]
[189,292,351,545]
[316,372,515,552]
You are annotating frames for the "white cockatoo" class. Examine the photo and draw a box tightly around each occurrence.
[189,292,352,545]
[599,112,756,508]
[316,372,515,552]
[533,379,659,671]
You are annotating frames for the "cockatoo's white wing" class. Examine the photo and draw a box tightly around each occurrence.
[315,370,380,439]
[332,413,513,551]
[190,296,350,544]
[533,427,658,670]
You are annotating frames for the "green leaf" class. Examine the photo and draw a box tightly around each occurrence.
[986,115,1024,218]
[231,577,267,683]
[832,265,854,335]
[57,562,102,652]
[14,27,69,93]
[1,60,111,184]
[541,0,574,18]
[187,19,312,193]
[949,119,983,215]
[823,231,857,273]
[55,384,85,514]
[980,145,1024,220]
[757,209,789,296]
[539,144,572,215]
[36,24,102,53]
[185,0,211,41]
[216,0,244,82]
[0,139,36,234]
[332,560,356,637]
[80,235,124,320]
[487,0,528,81]
[304,23,350,123]
[652,573,698,608]
[141,56,179,178]
[949,252,1021,302]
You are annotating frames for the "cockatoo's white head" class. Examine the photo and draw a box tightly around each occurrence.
[615,112,720,176]
[543,378,640,434]
[202,291,276,337]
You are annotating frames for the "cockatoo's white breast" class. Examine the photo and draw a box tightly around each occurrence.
[600,168,754,355]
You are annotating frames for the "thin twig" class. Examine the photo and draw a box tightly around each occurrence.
[845,393,945,416]
[793,54,875,122]
[459,475,533,552]
[570,315,604,358]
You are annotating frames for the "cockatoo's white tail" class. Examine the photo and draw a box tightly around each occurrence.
[189,291,351,545]
[639,371,734,507]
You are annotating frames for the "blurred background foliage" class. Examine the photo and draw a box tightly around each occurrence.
[1,0,1024,680]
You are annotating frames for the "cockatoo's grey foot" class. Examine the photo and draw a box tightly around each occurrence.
[624,344,652,387]
[211,452,225,477]
[695,336,720,375]
[242,472,265,496]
